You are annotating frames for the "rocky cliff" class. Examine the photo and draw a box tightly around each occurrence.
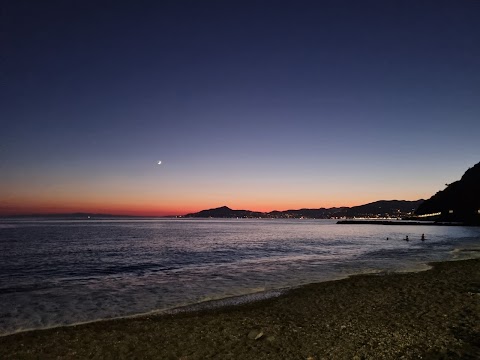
[415,162,480,224]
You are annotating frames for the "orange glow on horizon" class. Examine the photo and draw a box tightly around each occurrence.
[0,195,425,217]
[1,176,430,216]
[0,198,192,217]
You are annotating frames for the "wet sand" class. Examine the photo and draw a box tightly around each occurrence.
[1,258,479,359]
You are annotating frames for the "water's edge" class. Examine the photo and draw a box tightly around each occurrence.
[4,255,480,338]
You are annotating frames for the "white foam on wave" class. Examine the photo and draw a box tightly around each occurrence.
[0,287,287,337]
[450,245,480,260]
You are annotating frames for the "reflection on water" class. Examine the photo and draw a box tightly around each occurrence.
[0,218,479,335]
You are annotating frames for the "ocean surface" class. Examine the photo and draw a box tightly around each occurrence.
[1,218,479,336]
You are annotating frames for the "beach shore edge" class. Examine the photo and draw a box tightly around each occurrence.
[1,258,479,359]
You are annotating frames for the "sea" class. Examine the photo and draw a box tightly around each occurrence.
[1,218,479,336]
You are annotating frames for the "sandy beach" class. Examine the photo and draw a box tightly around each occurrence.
[1,258,479,359]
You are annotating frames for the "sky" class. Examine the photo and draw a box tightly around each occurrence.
[1,0,480,216]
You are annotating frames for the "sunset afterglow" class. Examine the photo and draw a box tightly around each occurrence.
[2,1,479,216]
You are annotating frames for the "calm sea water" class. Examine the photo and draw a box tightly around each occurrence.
[0,218,479,335]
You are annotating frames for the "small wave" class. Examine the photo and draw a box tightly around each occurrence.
[450,246,480,260]
[0,283,54,295]
[164,289,285,315]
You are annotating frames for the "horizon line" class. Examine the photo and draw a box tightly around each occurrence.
[0,199,424,218]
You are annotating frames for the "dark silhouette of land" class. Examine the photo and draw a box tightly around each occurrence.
[4,200,422,220]
[415,161,480,225]
[187,161,480,226]
[184,200,424,219]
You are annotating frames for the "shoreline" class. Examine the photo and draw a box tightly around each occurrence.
[1,258,479,359]
[0,260,437,339]
[336,220,468,226]
[0,288,288,339]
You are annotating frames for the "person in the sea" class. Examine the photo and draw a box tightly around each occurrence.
[405,235,409,241]
[421,234,425,241]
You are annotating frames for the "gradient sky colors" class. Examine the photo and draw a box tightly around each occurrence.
[2,1,480,216]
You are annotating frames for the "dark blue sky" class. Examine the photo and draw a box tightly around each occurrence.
[2,1,480,214]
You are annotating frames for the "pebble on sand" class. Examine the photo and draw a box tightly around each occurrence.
[247,329,264,340]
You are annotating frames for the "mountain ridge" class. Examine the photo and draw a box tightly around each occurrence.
[185,199,424,219]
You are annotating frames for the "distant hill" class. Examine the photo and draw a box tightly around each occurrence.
[415,161,480,224]
[185,200,424,219]
[186,206,265,218]
[268,207,348,219]
[341,200,424,218]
